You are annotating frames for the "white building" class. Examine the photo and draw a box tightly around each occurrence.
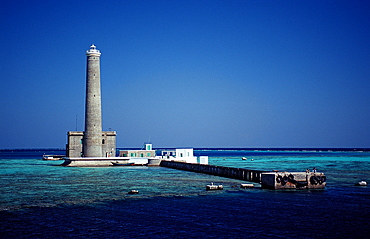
[159,148,197,163]
[175,148,197,163]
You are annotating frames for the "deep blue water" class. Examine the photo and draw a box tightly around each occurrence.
[1,149,369,238]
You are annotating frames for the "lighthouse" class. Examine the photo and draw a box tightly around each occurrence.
[65,45,116,160]
[83,45,103,157]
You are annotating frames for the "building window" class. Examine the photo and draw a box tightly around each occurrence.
[140,154,144,157]
[147,153,151,157]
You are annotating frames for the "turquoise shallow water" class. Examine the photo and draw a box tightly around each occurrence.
[0,156,247,210]
[1,149,369,238]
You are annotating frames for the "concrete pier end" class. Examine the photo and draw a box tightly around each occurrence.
[261,172,326,189]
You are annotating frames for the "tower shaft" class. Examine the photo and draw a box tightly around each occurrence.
[83,45,102,157]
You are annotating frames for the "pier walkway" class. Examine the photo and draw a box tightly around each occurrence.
[160,160,267,183]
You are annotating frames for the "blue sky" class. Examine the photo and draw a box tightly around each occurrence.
[1,0,369,149]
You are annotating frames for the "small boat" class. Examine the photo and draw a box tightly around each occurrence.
[42,155,65,160]
[132,163,148,166]
[206,183,223,190]
[242,157,247,160]
[128,190,139,194]
[111,162,135,166]
[355,181,367,186]
[240,183,254,188]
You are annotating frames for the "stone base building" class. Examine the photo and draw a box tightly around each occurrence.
[66,131,116,157]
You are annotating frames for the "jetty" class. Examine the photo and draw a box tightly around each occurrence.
[160,160,326,190]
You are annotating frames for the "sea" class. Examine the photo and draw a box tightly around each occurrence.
[0,148,369,239]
